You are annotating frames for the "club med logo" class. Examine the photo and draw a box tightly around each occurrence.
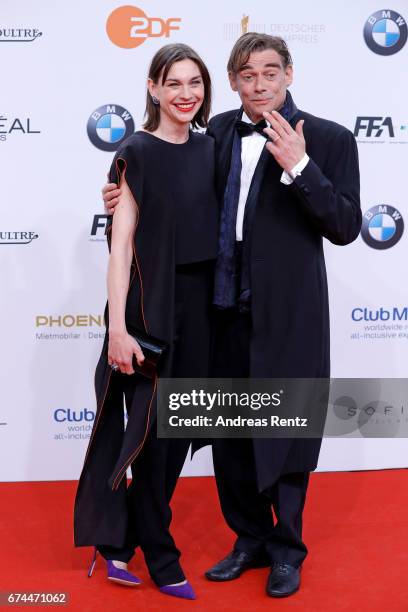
[106,5,181,49]
[352,307,408,322]
[361,205,404,250]
[364,10,407,55]
[0,115,41,142]
[53,408,95,441]
[0,28,42,42]
[0,231,38,245]
[54,408,95,423]
[87,104,134,152]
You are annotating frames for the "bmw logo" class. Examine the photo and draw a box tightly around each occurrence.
[361,205,404,249]
[364,10,407,55]
[87,104,135,151]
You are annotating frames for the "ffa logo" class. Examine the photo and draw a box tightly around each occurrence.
[361,205,404,249]
[364,10,407,55]
[87,104,135,152]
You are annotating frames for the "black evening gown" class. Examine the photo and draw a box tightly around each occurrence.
[74,130,219,586]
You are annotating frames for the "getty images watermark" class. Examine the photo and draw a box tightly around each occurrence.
[157,378,408,438]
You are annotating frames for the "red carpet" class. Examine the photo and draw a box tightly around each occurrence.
[1,470,407,611]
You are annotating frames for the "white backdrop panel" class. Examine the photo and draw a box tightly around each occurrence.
[0,0,407,481]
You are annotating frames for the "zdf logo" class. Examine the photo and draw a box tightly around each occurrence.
[106,5,181,49]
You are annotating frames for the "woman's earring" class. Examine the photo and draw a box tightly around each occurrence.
[151,96,160,106]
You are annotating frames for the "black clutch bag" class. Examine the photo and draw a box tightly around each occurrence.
[128,327,168,378]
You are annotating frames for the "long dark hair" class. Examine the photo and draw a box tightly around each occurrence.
[143,43,212,132]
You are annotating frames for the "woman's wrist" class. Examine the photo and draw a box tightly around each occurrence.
[109,326,127,338]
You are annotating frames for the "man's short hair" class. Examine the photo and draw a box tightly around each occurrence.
[227,33,293,74]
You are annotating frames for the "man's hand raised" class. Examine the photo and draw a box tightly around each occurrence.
[262,110,305,173]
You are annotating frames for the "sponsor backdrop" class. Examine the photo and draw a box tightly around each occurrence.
[1,1,407,482]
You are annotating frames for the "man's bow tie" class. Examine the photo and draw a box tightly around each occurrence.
[235,119,268,138]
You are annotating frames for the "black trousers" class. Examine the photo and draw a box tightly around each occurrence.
[98,261,214,586]
[212,308,309,568]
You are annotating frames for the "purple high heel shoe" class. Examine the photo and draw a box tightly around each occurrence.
[159,581,196,600]
[87,548,142,586]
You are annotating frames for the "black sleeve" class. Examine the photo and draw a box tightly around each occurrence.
[106,138,144,247]
[290,128,362,245]
[109,138,144,209]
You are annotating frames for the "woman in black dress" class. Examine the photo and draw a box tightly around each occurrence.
[74,44,218,600]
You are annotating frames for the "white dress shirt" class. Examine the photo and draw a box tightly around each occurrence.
[235,111,309,241]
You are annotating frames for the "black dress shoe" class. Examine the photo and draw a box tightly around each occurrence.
[205,550,269,582]
[266,562,300,597]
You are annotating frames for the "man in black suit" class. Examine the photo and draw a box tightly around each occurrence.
[103,33,361,598]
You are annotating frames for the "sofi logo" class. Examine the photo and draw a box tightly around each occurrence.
[54,409,95,423]
[106,6,181,48]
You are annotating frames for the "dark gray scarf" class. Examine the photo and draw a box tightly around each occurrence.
[213,91,298,311]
